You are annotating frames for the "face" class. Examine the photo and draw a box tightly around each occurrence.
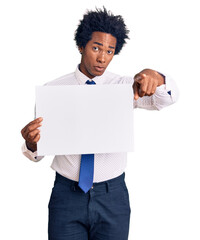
[79,32,117,79]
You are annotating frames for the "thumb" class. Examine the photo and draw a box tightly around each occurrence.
[134,74,142,82]
[134,73,146,83]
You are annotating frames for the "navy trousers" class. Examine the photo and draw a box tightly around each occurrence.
[48,172,131,240]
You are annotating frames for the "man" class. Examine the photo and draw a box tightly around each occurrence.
[21,7,179,240]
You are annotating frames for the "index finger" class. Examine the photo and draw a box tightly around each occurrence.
[28,117,43,126]
[133,82,140,100]
[21,117,43,133]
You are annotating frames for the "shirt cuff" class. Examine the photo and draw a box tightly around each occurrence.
[157,74,179,102]
[21,143,42,162]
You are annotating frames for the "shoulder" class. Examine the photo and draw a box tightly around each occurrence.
[44,72,76,86]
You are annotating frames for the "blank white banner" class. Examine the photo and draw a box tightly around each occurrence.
[36,84,134,156]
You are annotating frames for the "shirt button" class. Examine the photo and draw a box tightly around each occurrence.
[91,186,94,189]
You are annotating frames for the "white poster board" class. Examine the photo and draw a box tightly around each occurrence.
[36,84,134,155]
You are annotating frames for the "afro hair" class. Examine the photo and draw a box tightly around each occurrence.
[74,7,130,55]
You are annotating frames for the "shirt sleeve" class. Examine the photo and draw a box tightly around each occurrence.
[21,142,44,162]
[134,74,179,110]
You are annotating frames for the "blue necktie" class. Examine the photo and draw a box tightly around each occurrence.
[78,80,96,193]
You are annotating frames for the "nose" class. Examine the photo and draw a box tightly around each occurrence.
[97,52,106,64]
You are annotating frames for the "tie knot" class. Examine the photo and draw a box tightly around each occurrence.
[85,80,96,85]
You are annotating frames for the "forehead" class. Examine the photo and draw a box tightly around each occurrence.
[89,32,117,47]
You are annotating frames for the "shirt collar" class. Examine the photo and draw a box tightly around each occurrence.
[75,65,107,85]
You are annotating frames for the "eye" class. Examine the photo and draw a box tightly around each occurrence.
[107,50,113,55]
[93,46,99,51]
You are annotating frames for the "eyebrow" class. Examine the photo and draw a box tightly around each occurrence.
[93,41,115,49]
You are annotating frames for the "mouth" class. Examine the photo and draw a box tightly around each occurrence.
[94,66,105,72]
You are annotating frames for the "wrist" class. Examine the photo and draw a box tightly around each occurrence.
[156,71,165,86]
[26,141,37,152]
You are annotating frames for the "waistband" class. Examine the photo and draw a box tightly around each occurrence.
[55,172,125,193]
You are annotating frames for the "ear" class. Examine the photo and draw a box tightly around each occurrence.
[78,46,83,54]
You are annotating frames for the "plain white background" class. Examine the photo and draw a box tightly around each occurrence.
[0,0,199,239]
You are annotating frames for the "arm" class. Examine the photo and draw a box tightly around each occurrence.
[133,69,179,110]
